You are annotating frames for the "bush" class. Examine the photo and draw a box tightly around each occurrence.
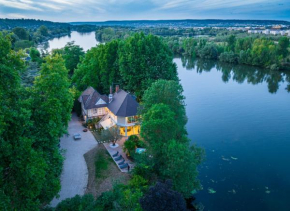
[50,194,96,211]
[123,135,145,157]
[87,117,101,130]
[140,180,187,211]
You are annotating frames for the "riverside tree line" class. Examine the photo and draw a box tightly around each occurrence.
[166,35,290,71]
[95,26,290,71]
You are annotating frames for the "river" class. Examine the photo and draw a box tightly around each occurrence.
[38,31,99,52]
[177,58,290,211]
[45,32,290,211]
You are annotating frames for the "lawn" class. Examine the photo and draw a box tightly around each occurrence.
[94,148,113,179]
[84,144,130,198]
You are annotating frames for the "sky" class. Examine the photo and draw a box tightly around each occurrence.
[0,0,289,22]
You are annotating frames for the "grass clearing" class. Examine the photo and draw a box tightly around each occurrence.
[94,149,113,179]
[85,144,130,198]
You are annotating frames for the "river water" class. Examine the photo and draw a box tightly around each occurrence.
[178,58,290,211]
[45,32,290,211]
[38,31,99,52]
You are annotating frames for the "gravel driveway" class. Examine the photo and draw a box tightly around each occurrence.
[50,113,98,207]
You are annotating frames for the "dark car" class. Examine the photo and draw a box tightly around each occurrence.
[73,133,81,140]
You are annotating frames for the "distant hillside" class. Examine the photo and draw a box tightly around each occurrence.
[0,19,70,30]
[71,19,290,28]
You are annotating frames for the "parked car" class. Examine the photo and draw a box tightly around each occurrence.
[73,133,81,140]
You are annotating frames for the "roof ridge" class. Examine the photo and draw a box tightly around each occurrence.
[85,90,98,107]
[114,92,128,116]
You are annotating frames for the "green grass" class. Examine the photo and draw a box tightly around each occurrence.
[95,149,113,179]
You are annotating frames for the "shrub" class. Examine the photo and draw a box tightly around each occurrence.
[52,194,96,211]
[140,180,187,211]
[123,135,145,157]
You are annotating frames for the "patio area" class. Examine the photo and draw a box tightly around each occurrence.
[103,137,135,173]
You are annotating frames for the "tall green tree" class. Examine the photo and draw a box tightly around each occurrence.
[30,47,41,63]
[0,32,47,210]
[53,42,85,76]
[12,27,29,40]
[140,103,204,197]
[227,35,236,52]
[118,33,178,99]
[38,25,49,36]
[30,54,73,203]
[141,80,187,135]
[72,46,102,91]
[159,139,203,197]
[72,41,119,94]
[141,103,179,150]
[98,40,120,93]
[277,37,289,58]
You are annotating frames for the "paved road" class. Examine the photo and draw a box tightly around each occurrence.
[50,113,97,207]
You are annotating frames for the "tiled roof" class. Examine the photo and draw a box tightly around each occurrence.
[79,87,139,117]
[108,90,139,117]
[84,91,108,109]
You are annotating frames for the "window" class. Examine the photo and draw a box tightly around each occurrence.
[98,108,104,115]
[127,116,138,123]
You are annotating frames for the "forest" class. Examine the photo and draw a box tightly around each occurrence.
[0,32,73,210]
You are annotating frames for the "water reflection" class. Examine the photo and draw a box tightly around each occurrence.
[38,31,99,52]
[180,56,290,94]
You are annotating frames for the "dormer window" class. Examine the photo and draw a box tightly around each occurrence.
[95,98,107,105]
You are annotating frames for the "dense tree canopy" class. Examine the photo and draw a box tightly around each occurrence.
[73,33,178,99]
[0,32,47,210]
[72,40,119,94]
[0,33,73,210]
[12,27,29,40]
[141,79,187,135]
[166,35,290,70]
[118,33,178,99]
[52,42,85,76]
[139,80,204,198]
[141,103,204,197]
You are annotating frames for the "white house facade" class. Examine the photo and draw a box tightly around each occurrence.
[79,86,140,136]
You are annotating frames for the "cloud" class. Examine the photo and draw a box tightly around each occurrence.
[0,12,28,18]
[0,0,43,11]
[0,0,289,21]
[36,2,62,10]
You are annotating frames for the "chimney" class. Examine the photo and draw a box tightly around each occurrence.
[115,85,119,93]
[109,85,113,103]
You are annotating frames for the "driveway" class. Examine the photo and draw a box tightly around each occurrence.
[50,113,98,207]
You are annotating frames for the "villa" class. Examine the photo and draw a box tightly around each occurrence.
[79,85,140,136]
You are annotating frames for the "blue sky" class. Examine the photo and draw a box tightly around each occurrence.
[0,0,289,22]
